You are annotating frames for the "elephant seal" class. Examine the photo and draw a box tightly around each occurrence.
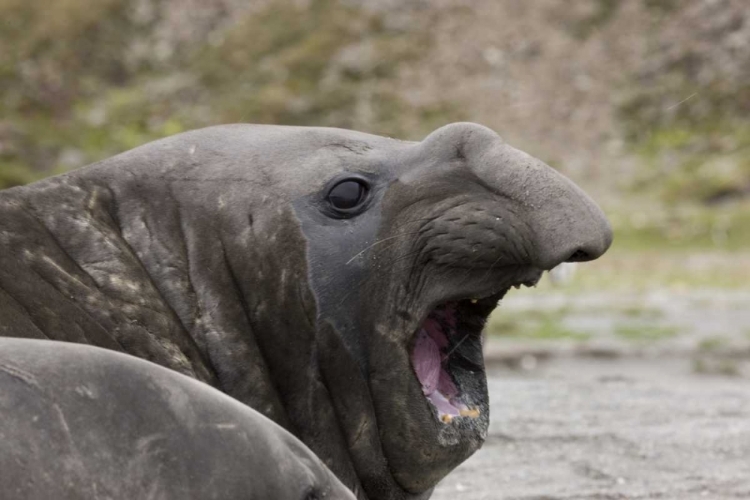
[0,122,612,499]
[0,337,355,500]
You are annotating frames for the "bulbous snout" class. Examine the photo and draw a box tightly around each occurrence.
[483,143,612,271]
[422,122,613,271]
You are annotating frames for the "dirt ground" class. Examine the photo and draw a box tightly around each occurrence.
[433,355,750,500]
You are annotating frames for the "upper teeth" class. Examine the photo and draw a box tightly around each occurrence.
[470,298,478,304]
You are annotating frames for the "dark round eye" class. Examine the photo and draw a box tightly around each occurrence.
[327,179,368,211]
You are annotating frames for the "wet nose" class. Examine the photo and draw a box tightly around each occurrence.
[567,248,597,262]
[534,215,612,270]
[519,164,613,270]
[563,244,607,262]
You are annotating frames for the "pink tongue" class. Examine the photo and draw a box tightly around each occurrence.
[412,329,440,395]
[428,391,461,416]
[437,367,458,396]
[411,327,464,419]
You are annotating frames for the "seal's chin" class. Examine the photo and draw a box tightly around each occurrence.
[409,275,542,425]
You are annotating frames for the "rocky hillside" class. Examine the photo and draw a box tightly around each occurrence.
[1,0,748,204]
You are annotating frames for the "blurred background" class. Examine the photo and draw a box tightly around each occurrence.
[1,0,749,497]
[2,0,749,366]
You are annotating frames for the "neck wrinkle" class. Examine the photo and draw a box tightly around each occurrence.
[99,175,219,383]
[215,234,293,429]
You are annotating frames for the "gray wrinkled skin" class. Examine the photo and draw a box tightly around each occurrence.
[0,123,612,500]
[0,338,355,500]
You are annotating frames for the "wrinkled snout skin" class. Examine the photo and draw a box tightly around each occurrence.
[402,123,612,271]
[0,122,612,500]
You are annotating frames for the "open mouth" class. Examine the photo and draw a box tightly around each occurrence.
[409,273,542,424]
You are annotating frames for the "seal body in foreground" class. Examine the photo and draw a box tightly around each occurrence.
[0,123,612,499]
[0,337,355,500]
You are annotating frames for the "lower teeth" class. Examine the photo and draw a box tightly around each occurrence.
[459,408,480,418]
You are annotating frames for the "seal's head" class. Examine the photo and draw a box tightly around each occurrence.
[70,122,612,499]
[289,122,612,495]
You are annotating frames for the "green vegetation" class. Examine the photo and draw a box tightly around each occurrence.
[697,336,729,352]
[565,0,620,40]
[617,5,750,206]
[0,162,43,188]
[642,0,678,13]
[620,306,663,319]
[607,202,750,252]
[488,302,690,345]
[565,0,677,41]
[0,0,462,189]
[0,0,160,186]
[191,0,454,135]
[625,122,750,205]
[614,324,679,341]
[487,308,590,341]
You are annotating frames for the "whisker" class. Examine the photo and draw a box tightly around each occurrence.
[453,251,485,288]
[480,253,505,285]
[383,248,424,267]
[443,333,470,359]
[344,216,438,266]
[345,231,423,265]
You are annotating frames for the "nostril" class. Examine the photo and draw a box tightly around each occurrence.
[566,249,591,262]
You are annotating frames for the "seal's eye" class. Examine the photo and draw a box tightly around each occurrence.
[328,179,368,211]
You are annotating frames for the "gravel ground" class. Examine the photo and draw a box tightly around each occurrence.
[433,356,750,500]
